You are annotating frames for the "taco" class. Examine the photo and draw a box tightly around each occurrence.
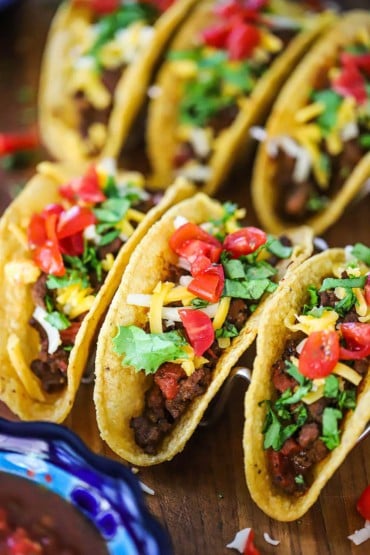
[0,159,194,422]
[146,0,335,194]
[94,193,313,465]
[39,0,198,163]
[251,11,370,235]
[243,245,370,521]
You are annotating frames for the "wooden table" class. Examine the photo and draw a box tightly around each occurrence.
[0,1,369,554]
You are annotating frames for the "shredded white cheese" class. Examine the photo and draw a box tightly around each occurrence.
[313,237,329,252]
[263,532,280,546]
[249,126,267,142]
[348,520,370,545]
[226,528,251,553]
[174,215,188,229]
[139,480,155,496]
[32,306,61,355]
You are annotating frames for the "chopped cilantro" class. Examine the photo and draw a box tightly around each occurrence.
[294,474,305,485]
[223,258,245,279]
[266,236,293,259]
[223,277,274,300]
[306,306,334,318]
[321,407,342,450]
[263,402,308,451]
[215,322,239,338]
[45,311,70,330]
[191,298,210,308]
[302,285,319,314]
[324,374,339,398]
[93,197,130,223]
[352,243,370,265]
[334,289,356,317]
[319,276,366,291]
[307,194,329,212]
[311,89,342,134]
[98,229,120,247]
[338,389,356,410]
[285,360,306,386]
[359,133,370,148]
[112,325,189,374]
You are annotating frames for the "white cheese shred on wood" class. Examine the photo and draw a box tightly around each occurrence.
[263,532,280,546]
[139,480,155,496]
[226,528,251,553]
[348,520,370,545]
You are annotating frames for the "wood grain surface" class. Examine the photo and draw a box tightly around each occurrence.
[0,1,369,554]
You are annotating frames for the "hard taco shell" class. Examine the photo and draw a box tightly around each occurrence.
[0,161,194,422]
[94,193,313,465]
[243,248,370,521]
[147,0,335,194]
[252,11,370,235]
[39,0,198,163]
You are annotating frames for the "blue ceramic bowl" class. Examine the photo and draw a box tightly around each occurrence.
[0,418,172,555]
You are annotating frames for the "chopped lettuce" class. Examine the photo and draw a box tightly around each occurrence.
[113,325,189,375]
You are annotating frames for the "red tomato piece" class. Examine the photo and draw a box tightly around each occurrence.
[339,322,370,360]
[28,213,48,248]
[57,206,96,239]
[332,63,367,105]
[170,222,222,254]
[60,322,83,344]
[244,529,261,555]
[191,254,213,276]
[59,232,85,256]
[59,166,106,205]
[33,243,65,277]
[187,264,225,303]
[298,330,340,379]
[227,22,260,60]
[357,485,370,521]
[72,0,119,14]
[177,239,222,266]
[154,364,184,400]
[223,227,267,258]
[201,22,231,48]
[178,309,214,357]
[365,275,370,306]
[0,128,39,156]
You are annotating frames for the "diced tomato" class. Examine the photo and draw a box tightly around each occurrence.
[298,330,340,379]
[357,485,370,521]
[178,309,215,357]
[33,243,65,276]
[177,239,222,266]
[59,232,85,256]
[223,227,267,258]
[341,52,370,76]
[170,222,222,254]
[227,22,260,60]
[57,206,96,239]
[187,264,225,303]
[72,0,119,14]
[28,214,48,248]
[190,254,213,276]
[154,365,184,400]
[332,63,367,105]
[60,322,83,344]
[202,22,231,48]
[244,529,261,555]
[146,0,174,11]
[339,322,370,360]
[0,129,39,156]
[59,166,106,205]
[365,275,370,305]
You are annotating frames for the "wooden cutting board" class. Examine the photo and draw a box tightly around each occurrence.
[0,1,369,553]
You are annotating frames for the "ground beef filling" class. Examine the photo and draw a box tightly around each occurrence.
[266,284,365,496]
[28,224,151,394]
[275,137,365,222]
[74,66,124,155]
[172,28,297,173]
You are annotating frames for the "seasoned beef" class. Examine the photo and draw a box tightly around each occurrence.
[307,398,328,424]
[267,448,306,495]
[319,290,338,308]
[173,141,196,168]
[166,263,188,283]
[342,308,359,323]
[131,364,212,455]
[272,359,297,393]
[226,298,249,330]
[207,104,239,135]
[297,422,320,449]
[31,274,48,309]
[354,358,370,375]
[97,237,124,260]
[29,317,49,355]
[30,348,69,394]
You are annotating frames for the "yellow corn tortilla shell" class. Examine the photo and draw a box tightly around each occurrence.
[252,11,370,235]
[147,0,335,195]
[243,248,370,521]
[94,193,313,465]
[0,161,195,422]
[39,0,198,163]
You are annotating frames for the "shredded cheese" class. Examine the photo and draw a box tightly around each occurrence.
[286,310,338,335]
[149,282,174,334]
[56,283,95,319]
[212,297,231,330]
[333,362,362,386]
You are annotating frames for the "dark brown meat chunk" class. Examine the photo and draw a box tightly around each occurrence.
[267,448,306,495]
[30,348,69,394]
[97,237,124,260]
[226,298,249,331]
[272,359,297,393]
[31,274,48,309]
[297,422,320,449]
[319,290,338,308]
[207,104,239,135]
[173,142,196,168]
[308,398,329,424]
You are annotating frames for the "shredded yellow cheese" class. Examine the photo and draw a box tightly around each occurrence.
[102,253,115,272]
[333,362,362,386]
[286,310,339,335]
[149,281,174,334]
[126,208,146,223]
[212,297,231,330]
[56,283,95,319]
[295,102,324,123]
[164,285,196,306]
